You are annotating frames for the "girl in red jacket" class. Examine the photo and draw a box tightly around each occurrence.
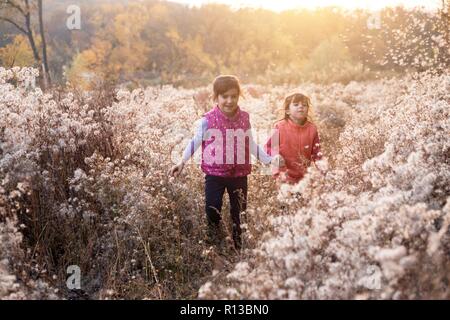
[265,93,322,184]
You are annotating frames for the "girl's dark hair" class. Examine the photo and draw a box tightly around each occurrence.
[212,75,242,100]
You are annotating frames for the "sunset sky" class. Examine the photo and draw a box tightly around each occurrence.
[170,0,441,11]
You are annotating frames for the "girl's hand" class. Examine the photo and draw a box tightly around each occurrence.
[271,154,285,168]
[168,162,185,177]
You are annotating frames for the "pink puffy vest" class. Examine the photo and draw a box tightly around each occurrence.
[201,106,252,177]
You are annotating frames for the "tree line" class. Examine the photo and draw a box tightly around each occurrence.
[1,0,449,89]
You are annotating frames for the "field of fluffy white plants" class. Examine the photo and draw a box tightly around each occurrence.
[1,67,449,300]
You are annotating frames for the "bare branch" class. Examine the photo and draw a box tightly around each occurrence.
[1,0,26,16]
[0,15,27,34]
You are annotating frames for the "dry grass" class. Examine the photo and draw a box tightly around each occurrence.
[1,67,449,299]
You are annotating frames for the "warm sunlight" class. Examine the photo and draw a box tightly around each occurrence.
[171,0,441,11]
[1,0,448,304]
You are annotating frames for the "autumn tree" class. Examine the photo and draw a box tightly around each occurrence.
[0,0,51,87]
[0,33,35,66]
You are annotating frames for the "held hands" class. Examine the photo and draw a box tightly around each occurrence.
[167,162,185,178]
[271,154,285,169]
[168,156,285,177]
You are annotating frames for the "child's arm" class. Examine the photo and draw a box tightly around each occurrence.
[249,132,272,165]
[181,118,207,163]
[168,118,206,177]
[256,126,285,167]
[264,125,279,157]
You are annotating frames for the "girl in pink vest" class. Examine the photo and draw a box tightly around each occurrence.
[168,75,281,249]
[265,93,322,185]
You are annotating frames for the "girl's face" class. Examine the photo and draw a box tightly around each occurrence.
[217,88,239,117]
[287,100,309,124]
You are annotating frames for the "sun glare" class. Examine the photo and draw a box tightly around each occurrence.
[172,0,441,11]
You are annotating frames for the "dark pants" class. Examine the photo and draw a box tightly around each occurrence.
[205,175,248,249]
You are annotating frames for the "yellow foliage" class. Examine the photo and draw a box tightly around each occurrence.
[65,39,114,89]
[66,2,155,88]
[0,35,35,67]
